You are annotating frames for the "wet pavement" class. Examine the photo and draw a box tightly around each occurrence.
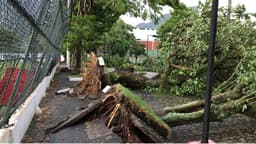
[22,70,256,143]
[136,91,256,143]
[22,70,121,143]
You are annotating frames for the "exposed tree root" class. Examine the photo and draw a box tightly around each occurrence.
[48,84,171,143]
[73,52,102,97]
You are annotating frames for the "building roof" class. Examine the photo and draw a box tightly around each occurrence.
[135,14,171,30]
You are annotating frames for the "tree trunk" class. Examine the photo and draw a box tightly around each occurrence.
[115,71,145,89]
[160,86,256,126]
[75,40,82,72]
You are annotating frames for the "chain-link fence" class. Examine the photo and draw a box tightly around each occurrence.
[0,0,71,127]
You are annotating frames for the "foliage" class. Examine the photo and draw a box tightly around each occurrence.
[103,54,126,67]
[62,0,183,70]
[158,1,256,97]
[62,0,125,69]
[129,43,145,64]
[104,19,138,57]
[234,4,249,20]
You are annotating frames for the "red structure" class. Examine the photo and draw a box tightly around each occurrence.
[0,68,34,105]
[138,40,159,50]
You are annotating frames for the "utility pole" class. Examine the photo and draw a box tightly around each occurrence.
[227,0,232,21]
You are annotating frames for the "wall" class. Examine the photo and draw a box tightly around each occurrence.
[0,64,58,143]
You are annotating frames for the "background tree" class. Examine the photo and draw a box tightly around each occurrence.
[62,0,182,71]
[129,43,145,64]
[0,28,19,53]
[154,0,256,122]
[103,19,144,66]
[158,1,256,97]
[62,0,126,71]
[105,20,134,57]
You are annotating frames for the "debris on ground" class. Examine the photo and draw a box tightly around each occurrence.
[49,52,170,142]
[55,88,73,95]
[47,84,171,143]
[143,72,160,79]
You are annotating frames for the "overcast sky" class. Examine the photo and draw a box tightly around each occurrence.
[121,0,256,26]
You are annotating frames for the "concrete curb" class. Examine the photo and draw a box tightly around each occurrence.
[0,64,58,143]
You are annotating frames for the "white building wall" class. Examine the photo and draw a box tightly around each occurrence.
[132,28,157,41]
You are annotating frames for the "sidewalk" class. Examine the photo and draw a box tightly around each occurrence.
[22,70,121,143]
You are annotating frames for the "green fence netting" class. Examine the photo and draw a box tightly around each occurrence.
[0,0,71,127]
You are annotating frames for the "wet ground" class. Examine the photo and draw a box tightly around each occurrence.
[22,70,121,143]
[23,70,256,143]
[136,91,256,143]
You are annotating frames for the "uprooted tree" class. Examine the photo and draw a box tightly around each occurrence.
[51,1,256,142]
[73,52,102,98]
[156,1,256,123]
[49,84,171,143]
[51,45,256,142]
[57,53,166,142]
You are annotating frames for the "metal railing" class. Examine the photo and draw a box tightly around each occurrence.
[0,0,71,127]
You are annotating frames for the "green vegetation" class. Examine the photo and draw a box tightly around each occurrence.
[157,1,256,97]
[117,84,169,130]
[61,0,181,70]
[69,74,82,78]
[58,0,256,128]
[105,20,139,57]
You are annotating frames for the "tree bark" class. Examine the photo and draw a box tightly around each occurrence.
[75,39,82,71]
[115,71,145,89]
[161,90,256,126]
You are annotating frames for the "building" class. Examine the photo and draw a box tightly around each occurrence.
[132,14,170,53]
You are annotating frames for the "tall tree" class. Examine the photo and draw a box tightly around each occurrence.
[105,19,137,57]
[62,0,182,71]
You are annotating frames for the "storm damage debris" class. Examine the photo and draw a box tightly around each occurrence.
[48,84,171,143]
[72,52,102,98]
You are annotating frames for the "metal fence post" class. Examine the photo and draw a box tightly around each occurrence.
[201,0,219,143]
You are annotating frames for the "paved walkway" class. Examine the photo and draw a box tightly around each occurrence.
[22,69,256,143]
[22,70,121,143]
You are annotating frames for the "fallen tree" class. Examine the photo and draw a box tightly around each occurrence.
[106,71,146,89]
[49,84,171,143]
[155,1,256,126]
[159,85,256,126]
[158,44,256,125]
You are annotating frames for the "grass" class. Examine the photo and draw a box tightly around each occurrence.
[117,84,170,131]
[0,60,23,80]
[0,61,8,80]
[69,74,82,78]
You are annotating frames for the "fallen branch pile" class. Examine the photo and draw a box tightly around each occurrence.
[48,84,171,143]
